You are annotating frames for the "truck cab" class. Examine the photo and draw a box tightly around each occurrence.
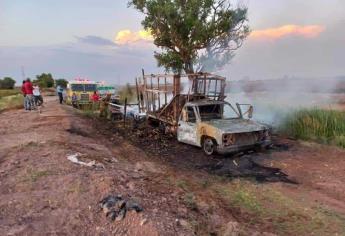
[66,79,97,106]
[177,99,271,155]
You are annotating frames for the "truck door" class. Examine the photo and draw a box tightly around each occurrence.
[177,106,198,146]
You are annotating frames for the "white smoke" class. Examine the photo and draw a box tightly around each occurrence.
[224,76,344,126]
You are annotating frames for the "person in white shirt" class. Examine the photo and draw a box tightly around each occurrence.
[33,84,43,106]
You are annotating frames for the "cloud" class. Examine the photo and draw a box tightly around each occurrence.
[250,25,325,41]
[0,36,158,84]
[76,35,116,46]
[114,29,153,45]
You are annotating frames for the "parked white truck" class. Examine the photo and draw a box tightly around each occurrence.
[177,99,270,155]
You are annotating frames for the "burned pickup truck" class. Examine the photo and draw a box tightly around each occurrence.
[136,73,271,155]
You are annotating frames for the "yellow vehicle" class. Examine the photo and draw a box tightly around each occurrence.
[66,79,98,106]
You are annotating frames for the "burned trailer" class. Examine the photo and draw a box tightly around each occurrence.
[136,73,226,130]
[136,72,271,155]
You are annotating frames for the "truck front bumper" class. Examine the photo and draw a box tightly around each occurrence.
[216,140,271,155]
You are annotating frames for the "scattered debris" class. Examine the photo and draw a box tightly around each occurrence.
[223,221,240,236]
[67,153,105,169]
[99,195,143,221]
[104,157,118,163]
[176,219,192,229]
[268,143,291,152]
[140,218,148,226]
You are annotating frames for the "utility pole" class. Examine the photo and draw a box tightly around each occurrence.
[21,66,26,81]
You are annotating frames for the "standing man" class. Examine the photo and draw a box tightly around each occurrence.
[21,80,28,110]
[71,92,79,108]
[57,85,64,104]
[91,91,100,111]
[24,78,34,110]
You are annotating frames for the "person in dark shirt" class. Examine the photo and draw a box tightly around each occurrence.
[71,92,79,108]
[21,80,28,110]
[56,85,64,104]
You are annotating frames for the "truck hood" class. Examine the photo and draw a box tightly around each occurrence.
[204,119,267,134]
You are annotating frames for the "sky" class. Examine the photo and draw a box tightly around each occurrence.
[0,0,344,84]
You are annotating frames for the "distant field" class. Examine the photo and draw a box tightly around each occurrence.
[0,94,23,111]
[0,89,21,98]
[0,89,23,111]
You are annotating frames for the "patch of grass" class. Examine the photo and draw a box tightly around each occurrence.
[81,109,97,118]
[26,170,53,182]
[176,179,189,191]
[200,179,211,189]
[279,108,345,148]
[24,141,39,147]
[67,183,86,194]
[231,189,262,214]
[183,192,198,210]
[0,94,24,111]
[0,89,20,98]
[212,180,345,235]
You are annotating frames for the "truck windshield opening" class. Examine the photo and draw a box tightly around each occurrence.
[71,84,84,91]
[199,104,239,121]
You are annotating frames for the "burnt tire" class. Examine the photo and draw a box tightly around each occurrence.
[203,137,216,156]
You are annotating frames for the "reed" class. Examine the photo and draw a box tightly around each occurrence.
[280,108,345,148]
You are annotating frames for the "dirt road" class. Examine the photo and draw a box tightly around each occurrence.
[0,98,345,235]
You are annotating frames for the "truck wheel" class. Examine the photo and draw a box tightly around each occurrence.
[203,137,216,156]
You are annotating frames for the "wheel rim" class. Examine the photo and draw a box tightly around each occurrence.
[203,139,214,155]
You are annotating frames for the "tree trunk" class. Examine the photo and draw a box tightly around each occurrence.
[183,61,194,75]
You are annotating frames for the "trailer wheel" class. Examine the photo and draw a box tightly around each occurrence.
[203,137,216,156]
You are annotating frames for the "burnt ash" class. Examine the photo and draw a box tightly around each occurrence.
[199,156,298,184]
[66,127,90,137]
[92,119,298,184]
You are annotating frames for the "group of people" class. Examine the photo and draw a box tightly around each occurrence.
[54,89,112,118]
[21,78,43,111]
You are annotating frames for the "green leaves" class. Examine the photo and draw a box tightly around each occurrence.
[34,73,55,88]
[0,77,16,89]
[130,0,249,73]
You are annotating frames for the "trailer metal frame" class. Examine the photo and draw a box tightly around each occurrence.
[136,72,226,127]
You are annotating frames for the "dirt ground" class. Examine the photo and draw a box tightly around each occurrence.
[1,97,345,236]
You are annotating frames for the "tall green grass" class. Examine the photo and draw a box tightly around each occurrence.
[280,108,345,148]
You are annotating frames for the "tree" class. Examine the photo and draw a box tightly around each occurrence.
[0,77,16,89]
[55,79,68,88]
[34,73,55,88]
[129,0,249,74]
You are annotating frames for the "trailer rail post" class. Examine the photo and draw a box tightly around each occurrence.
[123,97,127,128]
